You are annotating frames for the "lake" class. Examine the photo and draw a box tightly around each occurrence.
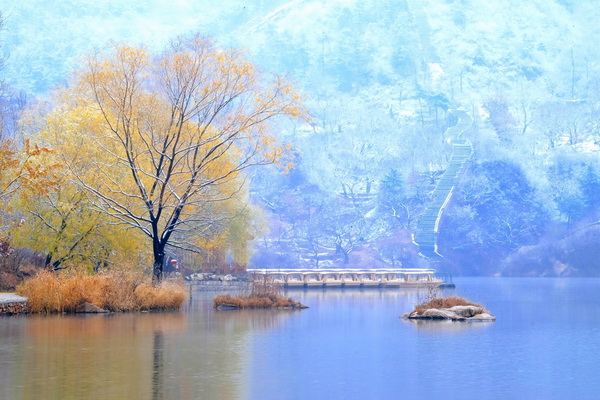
[1,277,600,399]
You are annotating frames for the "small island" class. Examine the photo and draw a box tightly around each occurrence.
[214,293,307,310]
[214,278,307,310]
[402,295,495,322]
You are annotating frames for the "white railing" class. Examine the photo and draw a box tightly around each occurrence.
[246,268,441,288]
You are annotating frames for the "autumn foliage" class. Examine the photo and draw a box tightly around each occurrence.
[41,35,307,283]
[0,138,59,263]
[16,270,186,313]
[1,34,305,283]
[0,138,58,201]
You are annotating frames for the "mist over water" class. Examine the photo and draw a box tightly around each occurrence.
[2,278,599,399]
[1,2,600,397]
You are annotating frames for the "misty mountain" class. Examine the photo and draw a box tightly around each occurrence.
[2,0,600,275]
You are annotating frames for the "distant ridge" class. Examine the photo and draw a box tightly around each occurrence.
[232,0,302,37]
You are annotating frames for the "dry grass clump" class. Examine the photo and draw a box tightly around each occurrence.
[214,276,305,309]
[214,293,303,309]
[134,281,187,311]
[16,270,186,313]
[414,295,482,314]
[17,270,62,313]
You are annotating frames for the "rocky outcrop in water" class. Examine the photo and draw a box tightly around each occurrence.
[402,305,495,322]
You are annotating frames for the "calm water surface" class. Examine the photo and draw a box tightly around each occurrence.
[2,278,600,400]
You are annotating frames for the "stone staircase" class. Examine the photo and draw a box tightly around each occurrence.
[413,109,473,258]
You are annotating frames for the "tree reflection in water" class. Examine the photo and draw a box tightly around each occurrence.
[2,291,301,399]
[152,330,164,400]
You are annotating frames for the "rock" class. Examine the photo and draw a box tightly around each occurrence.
[402,307,496,322]
[469,312,496,321]
[216,304,240,310]
[422,308,465,320]
[0,300,27,315]
[401,299,496,322]
[75,302,108,313]
[447,305,485,318]
[189,273,205,281]
[0,293,28,304]
[403,311,420,319]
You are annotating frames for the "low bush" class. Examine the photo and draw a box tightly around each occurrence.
[16,270,186,313]
[414,295,482,314]
[214,293,304,309]
[214,277,305,309]
[134,281,187,311]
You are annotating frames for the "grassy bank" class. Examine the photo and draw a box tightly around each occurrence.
[17,270,186,313]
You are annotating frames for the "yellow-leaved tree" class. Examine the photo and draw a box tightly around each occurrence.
[0,139,57,203]
[10,100,150,271]
[52,36,304,283]
[0,138,58,255]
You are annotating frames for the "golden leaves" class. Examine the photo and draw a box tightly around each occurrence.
[37,34,308,270]
[0,139,60,201]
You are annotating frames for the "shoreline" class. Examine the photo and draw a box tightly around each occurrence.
[0,293,28,315]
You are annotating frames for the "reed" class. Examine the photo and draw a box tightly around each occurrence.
[249,274,283,297]
[134,281,187,311]
[214,277,304,309]
[16,270,186,313]
[414,295,482,314]
[17,270,62,313]
[214,293,303,309]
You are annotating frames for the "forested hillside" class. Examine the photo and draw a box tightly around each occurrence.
[1,0,600,277]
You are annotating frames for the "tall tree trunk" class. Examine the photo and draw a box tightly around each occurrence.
[45,252,53,269]
[152,240,165,286]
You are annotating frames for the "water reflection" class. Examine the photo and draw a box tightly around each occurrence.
[0,289,311,400]
[13,313,186,400]
[213,308,305,332]
[285,286,456,313]
[24,312,187,338]
[152,331,164,400]
[1,287,471,400]
[4,279,600,399]
[405,318,493,334]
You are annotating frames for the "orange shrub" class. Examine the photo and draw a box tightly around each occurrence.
[97,271,142,312]
[16,270,186,313]
[134,281,186,311]
[17,270,62,313]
